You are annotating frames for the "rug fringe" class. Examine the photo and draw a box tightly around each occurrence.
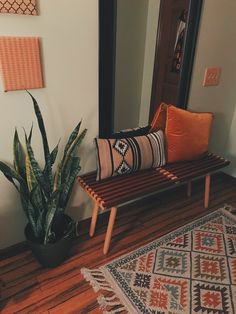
[221,203,236,218]
[223,203,236,212]
[81,267,128,313]
[98,295,127,314]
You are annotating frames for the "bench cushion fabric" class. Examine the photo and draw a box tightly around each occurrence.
[95,130,166,180]
[166,106,213,163]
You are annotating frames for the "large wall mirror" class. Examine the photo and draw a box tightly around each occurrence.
[99,0,203,137]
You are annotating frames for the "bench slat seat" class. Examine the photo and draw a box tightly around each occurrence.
[163,153,229,181]
[77,153,229,254]
[78,168,176,209]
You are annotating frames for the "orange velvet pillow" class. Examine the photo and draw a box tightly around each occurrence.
[165,106,213,163]
[150,102,168,132]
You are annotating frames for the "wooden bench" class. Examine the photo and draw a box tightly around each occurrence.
[78,153,230,254]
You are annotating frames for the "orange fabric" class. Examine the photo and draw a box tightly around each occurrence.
[165,106,213,163]
[0,36,43,91]
[150,103,168,132]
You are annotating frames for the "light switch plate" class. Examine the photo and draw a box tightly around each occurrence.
[203,67,221,86]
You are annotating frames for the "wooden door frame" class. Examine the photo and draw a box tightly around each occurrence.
[99,0,203,138]
[99,0,116,137]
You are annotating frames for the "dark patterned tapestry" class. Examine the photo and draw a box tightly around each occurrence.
[171,9,187,73]
[0,0,37,15]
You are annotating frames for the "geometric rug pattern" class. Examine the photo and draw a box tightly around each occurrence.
[82,206,236,313]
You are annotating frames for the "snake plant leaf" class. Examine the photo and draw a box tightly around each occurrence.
[26,91,50,157]
[0,161,26,187]
[13,129,26,180]
[0,160,35,219]
[61,155,80,186]
[63,121,81,156]
[4,173,20,192]
[44,203,57,244]
[27,91,52,191]
[20,193,39,238]
[59,157,81,210]
[49,140,60,167]
[43,140,60,181]
[0,163,31,220]
[63,220,76,239]
[23,127,36,192]
[35,207,45,238]
[20,193,30,219]
[53,159,63,192]
[24,134,51,197]
[44,190,60,244]
[54,128,87,191]
[28,123,33,144]
[66,128,87,159]
[30,184,44,214]
[61,129,87,180]
[25,153,34,192]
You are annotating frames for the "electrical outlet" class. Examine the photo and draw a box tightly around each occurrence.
[203,67,221,86]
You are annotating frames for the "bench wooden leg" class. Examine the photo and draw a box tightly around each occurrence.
[187,181,192,197]
[89,202,100,237]
[204,174,211,209]
[103,207,117,255]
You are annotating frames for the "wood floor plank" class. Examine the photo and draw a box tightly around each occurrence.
[0,251,33,269]
[49,289,101,314]
[0,173,236,313]
[1,277,38,301]
[1,260,40,284]
[15,275,86,314]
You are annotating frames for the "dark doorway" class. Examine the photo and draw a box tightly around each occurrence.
[149,0,189,120]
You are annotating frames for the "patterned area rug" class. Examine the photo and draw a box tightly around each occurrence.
[81,205,236,313]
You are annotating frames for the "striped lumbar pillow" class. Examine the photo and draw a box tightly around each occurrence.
[95,130,166,180]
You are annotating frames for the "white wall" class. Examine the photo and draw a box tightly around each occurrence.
[188,0,236,172]
[0,0,98,249]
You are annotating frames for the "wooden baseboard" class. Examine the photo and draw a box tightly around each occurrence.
[0,241,28,261]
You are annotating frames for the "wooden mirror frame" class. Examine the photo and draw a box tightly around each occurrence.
[99,0,203,138]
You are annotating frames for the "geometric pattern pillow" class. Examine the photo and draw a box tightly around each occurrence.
[95,130,166,181]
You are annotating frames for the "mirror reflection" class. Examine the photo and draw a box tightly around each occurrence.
[113,0,190,132]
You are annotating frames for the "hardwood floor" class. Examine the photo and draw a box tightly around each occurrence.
[1,173,236,313]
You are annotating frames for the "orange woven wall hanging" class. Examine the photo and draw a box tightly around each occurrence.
[0,0,37,15]
[0,36,44,92]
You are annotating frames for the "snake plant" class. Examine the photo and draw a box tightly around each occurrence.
[0,92,87,244]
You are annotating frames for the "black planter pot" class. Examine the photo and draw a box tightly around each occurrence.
[25,214,74,268]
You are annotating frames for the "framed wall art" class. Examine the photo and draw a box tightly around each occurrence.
[0,36,43,91]
[0,0,37,15]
